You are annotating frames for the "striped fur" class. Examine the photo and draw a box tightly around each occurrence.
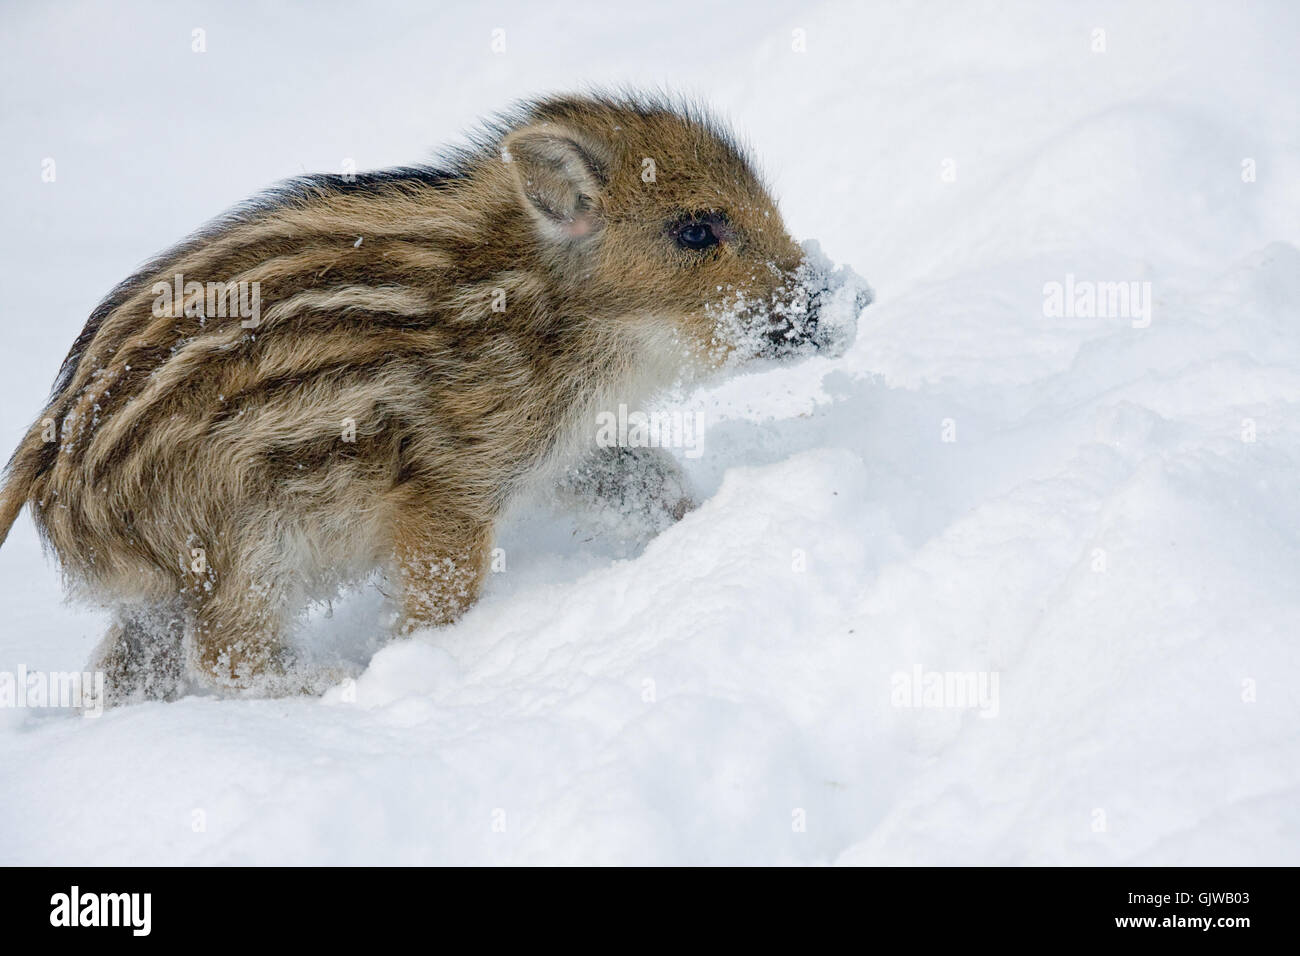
[0,92,816,701]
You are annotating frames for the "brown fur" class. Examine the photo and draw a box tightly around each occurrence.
[0,93,831,700]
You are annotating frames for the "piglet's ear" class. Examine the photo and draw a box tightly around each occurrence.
[502,124,608,242]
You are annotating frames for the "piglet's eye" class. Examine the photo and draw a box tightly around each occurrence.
[676,220,720,251]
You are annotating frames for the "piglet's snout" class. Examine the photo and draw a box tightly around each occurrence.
[765,249,874,358]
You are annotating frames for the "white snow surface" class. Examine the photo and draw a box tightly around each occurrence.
[1,0,1298,864]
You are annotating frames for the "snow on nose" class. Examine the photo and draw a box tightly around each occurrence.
[714,241,871,362]
[785,239,873,357]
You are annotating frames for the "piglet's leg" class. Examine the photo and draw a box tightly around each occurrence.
[389,511,493,634]
[559,446,696,533]
[89,602,188,706]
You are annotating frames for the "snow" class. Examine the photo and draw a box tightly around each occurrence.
[2,0,1299,864]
